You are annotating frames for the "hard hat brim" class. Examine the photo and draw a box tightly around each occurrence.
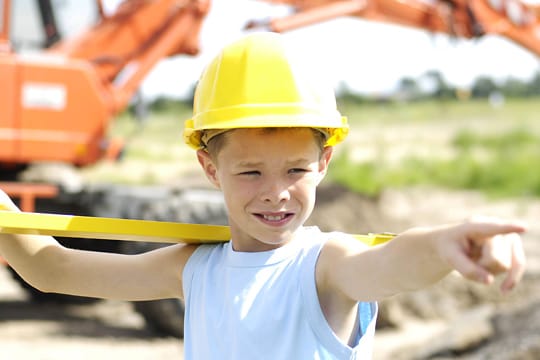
[184,114,349,150]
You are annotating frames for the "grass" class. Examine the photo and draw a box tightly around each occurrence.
[103,98,540,198]
[329,98,540,198]
[108,106,191,161]
[339,97,540,127]
[329,142,540,198]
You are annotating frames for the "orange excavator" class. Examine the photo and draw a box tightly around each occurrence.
[0,0,539,338]
[0,0,226,338]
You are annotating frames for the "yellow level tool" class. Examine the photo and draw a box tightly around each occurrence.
[0,209,394,246]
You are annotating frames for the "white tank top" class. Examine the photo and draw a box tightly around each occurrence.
[182,226,377,359]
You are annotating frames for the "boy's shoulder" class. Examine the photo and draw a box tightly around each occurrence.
[319,230,370,251]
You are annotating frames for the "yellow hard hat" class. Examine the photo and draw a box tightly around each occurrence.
[183,32,349,149]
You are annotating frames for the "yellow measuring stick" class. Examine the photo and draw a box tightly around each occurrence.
[0,209,394,246]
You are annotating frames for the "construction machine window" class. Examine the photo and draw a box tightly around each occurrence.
[0,2,4,32]
[11,0,97,51]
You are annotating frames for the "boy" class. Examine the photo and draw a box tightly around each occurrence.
[0,32,527,359]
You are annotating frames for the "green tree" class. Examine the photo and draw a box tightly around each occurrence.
[471,76,499,98]
[424,70,455,99]
[527,71,540,96]
[501,77,528,97]
[397,77,421,100]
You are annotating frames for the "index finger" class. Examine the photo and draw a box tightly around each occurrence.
[464,218,527,240]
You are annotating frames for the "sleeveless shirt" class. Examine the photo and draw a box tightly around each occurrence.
[182,226,377,359]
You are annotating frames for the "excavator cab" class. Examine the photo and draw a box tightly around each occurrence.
[10,0,98,51]
[0,0,209,169]
[0,0,115,167]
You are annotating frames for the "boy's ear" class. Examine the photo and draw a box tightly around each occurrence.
[317,146,333,184]
[197,150,220,189]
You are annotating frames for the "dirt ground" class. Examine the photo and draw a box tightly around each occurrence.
[1,185,539,359]
[0,267,184,359]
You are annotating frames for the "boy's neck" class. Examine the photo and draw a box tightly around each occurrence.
[229,227,303,253]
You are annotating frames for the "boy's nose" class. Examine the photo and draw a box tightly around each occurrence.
[260,181,291,204]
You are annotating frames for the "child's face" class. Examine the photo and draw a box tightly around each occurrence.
[198,128,333,252]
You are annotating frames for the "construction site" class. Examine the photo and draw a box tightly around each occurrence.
[1,0,540,358]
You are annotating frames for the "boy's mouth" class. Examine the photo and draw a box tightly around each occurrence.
[254,212,294,224]
[263,214,286,221]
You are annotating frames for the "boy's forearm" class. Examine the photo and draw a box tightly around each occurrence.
[321,227,454,302]
[0,232,64,293]
[379,226,453,293]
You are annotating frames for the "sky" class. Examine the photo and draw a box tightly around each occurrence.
[139,0,540,99]
[13,0,540,99]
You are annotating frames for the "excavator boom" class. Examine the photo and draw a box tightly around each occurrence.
[48,0,210,113]
[251,0,540,57]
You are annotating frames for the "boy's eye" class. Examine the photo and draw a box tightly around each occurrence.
[289,168,308,174]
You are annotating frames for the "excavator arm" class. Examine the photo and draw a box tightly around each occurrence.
[46,0,210,115]
[248,0,540,57]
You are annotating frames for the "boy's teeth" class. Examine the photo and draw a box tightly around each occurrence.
[263,214,284,221]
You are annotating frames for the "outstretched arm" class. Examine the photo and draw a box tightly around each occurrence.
[317,218,527,302]
[0,190,197,301]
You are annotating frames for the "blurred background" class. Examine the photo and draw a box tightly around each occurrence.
[2,0,540,358]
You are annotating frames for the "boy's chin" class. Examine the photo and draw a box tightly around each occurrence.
[259,229,299,245]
